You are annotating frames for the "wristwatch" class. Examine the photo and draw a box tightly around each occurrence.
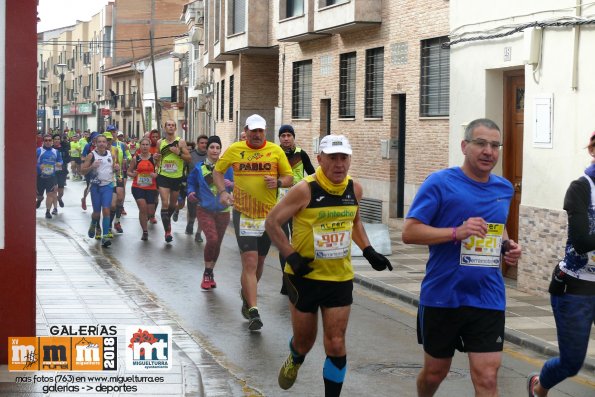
[277,179,282,188]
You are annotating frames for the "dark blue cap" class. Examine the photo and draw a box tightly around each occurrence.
[278,124,295,137]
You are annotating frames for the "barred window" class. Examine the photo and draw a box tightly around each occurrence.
[292,60,312,119]
[214,0,220,42]
[220,79,225,121]
[365,47,384,118]
[229,75,234,121]
[339,52,356,118]
[420,36,450,117]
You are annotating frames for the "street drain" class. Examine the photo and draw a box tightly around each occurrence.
[354,362,469,379]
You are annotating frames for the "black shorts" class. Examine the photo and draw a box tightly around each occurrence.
[115,178,125,188]
[156,174,182,191]
[284,274,353,313]
[72,157,81,165]
[232,209,272,256]
[37,175,57,195]
[417,305,505,358]
[55,171,67,188]
[131,187,157,204]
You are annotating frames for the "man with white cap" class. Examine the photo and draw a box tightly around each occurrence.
[266,134,393,396]
[213,114,293,331]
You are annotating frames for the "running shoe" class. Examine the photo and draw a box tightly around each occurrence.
[114,222,123,234]
[195,232,203,243]
[185,224,193,235]
[141,231,149,241]
[45,211,52,219]
[36,198,43,209]
[527,372,540,397]
[149,216,158,224]
[247,307,263,331]
[101,236,111,248]
[121,207,127,216]
[95,226,102,240]
[172,210,179,222]
[165,231,173,243]
[88,223,96,238]
[201,273,212,290]
[81,198,87,210]
[58,198,64,208]
[278,352,302,390]
[51,208,58,215]
[106,229,114,239]
[209,274,217,289]
[239,289,249,319]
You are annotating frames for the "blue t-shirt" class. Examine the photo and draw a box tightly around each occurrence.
[407,167,513,311]
[187,161,234,213]
[36,147,63,177]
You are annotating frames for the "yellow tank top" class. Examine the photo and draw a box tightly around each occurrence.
[158,137,184,178]
[288,175,358,281]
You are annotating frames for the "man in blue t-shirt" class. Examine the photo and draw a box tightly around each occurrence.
[402,118,522,397]
[36,134,63,219]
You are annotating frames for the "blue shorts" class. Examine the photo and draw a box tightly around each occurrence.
[90,183,114,212]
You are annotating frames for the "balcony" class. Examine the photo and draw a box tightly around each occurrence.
[277,1,329,42]
[223,0,273,54]
[202,49,225,69]
[314,0,381,34]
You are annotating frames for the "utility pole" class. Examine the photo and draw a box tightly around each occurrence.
[150,30,161,132]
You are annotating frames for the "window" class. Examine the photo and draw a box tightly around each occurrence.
[215,82,219,120]
[220,79,225,121]
[229,75,234,121]
[365,47,384,118]
[231,0,245,34]
[204,1,209,47]
[214,0,220,42]
[286,0,304,18]
[292,60,312,119]
[420,36,450,117]
[339,52,356,118]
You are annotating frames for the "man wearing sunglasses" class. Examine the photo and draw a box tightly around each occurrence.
[402,118,522,397]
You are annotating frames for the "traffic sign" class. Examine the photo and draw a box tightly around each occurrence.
[101,108,111,116]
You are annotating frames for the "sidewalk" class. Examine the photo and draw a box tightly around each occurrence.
[351,219,595,372]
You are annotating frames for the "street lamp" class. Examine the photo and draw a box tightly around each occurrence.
[131,82,136,138]
[40,79,48,134]
[73,91,79,131]
[96,88,103,132]
[55,63,67,133]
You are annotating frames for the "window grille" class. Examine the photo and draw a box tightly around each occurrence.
[420,36,450,117]
[365,47,384,118]
[292,60,312,119]
[339,52,356,118]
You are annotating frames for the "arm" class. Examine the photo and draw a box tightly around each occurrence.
[301,151,316,175]
[127,156,137,178]
[178,139,192,163]
[402,217,488,245]
[265,181,311,258]
[564,179,595,254]
[213,169,233,206]
[501,229,521,266]
[80,153,94,175]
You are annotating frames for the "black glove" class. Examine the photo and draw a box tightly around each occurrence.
[286,252,314,277]
[363,246,393,271]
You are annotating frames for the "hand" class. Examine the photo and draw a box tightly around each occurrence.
[129,170,137,178]
[264,175,277,189]
[187,192,198,203]
[454,217,488,241]
[153,153,161,161]
[363,246,393,271]
[113,163,120,172]
[502,240,521,266]
[218,190,234,206]
[224,178,233,188]
[286,252,314,277]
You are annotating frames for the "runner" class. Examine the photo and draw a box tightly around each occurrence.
[156,120,191,243]
[115,130,131,216]
[213,114,293,330]
[185,135,208,242]
[51,133,70,214]
[80,132,98,211]
[103,131,125,234]
[127,137,159,240]
[266,134,393,395]
[36,134,63,219]
[187,135,234,289]
[80,134,120,248]
[69,134,82,180]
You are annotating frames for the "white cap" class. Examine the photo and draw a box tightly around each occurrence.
[245,114,266,130]
[319,134,352,155]
[117,131,124,136]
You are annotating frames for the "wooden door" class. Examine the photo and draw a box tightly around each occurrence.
[503,70,525,279]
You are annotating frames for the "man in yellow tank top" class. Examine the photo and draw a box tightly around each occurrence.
[156,120,191,243]
[265,134,393,396]
[213,114,293,331]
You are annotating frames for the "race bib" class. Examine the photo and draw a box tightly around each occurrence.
[71,149,80,157]
[40,164,53,176]
[137,173,152,187]
[162,161,178,173]
[239,214,266,237]
[313,222,351,259]
[459,223,504,267]
[278,187,290,202]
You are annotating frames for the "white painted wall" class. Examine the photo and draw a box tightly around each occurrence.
[450,0,595,211]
